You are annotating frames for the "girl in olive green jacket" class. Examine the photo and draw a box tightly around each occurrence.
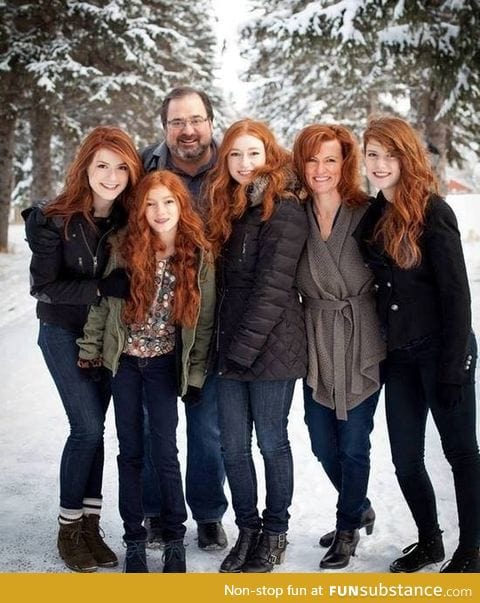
[77,170,215,573]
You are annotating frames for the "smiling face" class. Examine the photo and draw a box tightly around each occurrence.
[226,134,266,185]
[304,138,343,200]
[364,139,401,201]
[87,148,130,213]
[164,93,213,164]
[145,184,180,239]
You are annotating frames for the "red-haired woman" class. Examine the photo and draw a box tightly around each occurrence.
[77,170,215,572]
[293,124,385,570]
[207,119,308,573]
[354,115,480,573]
[24,126,143,572]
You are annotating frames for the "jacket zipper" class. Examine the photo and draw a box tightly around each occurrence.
[79,223,114,277]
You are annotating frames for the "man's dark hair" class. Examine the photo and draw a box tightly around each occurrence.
[160,86,214,127]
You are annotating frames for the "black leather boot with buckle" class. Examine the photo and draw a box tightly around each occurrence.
[220,527,260,573]
[242,531,287,573]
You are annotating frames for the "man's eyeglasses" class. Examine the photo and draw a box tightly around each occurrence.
[166,117,209,130]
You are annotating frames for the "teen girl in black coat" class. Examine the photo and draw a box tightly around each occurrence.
[354,116,480,574]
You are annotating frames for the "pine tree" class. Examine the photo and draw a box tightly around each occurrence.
[241,0,480,184]
[0,0,223,251]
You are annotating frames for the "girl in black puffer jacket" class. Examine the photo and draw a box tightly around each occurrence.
[24,126,143,573]
[207,119,308,573]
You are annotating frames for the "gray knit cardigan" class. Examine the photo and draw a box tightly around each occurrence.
[296,202,386,420]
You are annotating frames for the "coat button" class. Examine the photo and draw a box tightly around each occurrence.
[467,355,473,360]
[386,281,392,287]
[390,304,399,311]
[374,284,379,291]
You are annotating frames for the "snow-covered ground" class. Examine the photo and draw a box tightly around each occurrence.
[1,194,479,573]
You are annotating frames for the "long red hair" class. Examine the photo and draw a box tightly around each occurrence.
[363,115,439,268]
[44,126,143,231]
[207,119,295,257]
[122,170,210,328]
[293,124,368,206]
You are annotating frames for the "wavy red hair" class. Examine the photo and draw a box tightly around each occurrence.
[122,170,210,328]
[293,124,368,206]
[363,115,439,269]
[206,119,295,257]
[44,125,143,231]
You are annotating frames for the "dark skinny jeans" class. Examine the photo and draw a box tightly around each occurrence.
[385,332,480,548]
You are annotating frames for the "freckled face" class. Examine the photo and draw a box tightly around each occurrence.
[304,139,343,199]
[144,185,180,238]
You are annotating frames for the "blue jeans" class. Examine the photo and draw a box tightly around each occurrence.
[385,332,480,547]
[38,322,111,510]
[111,353,187,542]
[143,374,227,523]
[217,378,296,534]
[303,382,379,531]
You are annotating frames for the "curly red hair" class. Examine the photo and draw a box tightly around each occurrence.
[44,126,143,231]
[122,170,210,328]
[206,119,295,257]
[363,115,439,269]
[293,124,368,206]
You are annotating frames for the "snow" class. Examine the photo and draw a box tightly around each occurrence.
[1,194,479,573]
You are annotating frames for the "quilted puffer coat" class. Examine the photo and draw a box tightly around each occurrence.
[214,177,308,381]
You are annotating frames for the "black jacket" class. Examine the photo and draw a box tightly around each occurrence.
[353,192,472,384]
[26,206,126,334]
[214,182,308,381]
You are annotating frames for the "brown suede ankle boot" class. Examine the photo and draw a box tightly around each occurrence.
[57,519,98,573]
[82,514,118,567]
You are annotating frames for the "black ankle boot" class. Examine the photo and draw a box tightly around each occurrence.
[390,533,444,573]
[319,507,375,548]
[124,540,148,573]
[219,528,260,573]
[242,532,287,573]
[440,547,480,573]
[320,529,359,569]
[162,540,186,573]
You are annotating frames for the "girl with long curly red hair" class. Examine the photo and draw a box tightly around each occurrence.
[354,115,480,573]
[206,119,308,573]
[77,170,215,573]
[24,125,143,573]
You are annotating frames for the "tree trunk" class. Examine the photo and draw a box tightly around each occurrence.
[0,111,17,253]
[30,103,53,202]
[411,89,448,194]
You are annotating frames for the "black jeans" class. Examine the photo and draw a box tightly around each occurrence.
[385,332,480,548]
[111,353,187,542]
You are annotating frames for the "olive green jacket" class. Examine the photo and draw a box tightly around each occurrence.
[77,241,215,395]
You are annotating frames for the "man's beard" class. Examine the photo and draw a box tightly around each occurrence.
[170,140,210,162]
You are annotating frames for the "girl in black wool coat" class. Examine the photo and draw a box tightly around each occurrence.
[353,115,480,573]
[207,119,308,573]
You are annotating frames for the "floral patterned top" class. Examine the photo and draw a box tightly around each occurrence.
[124,256,176,357]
